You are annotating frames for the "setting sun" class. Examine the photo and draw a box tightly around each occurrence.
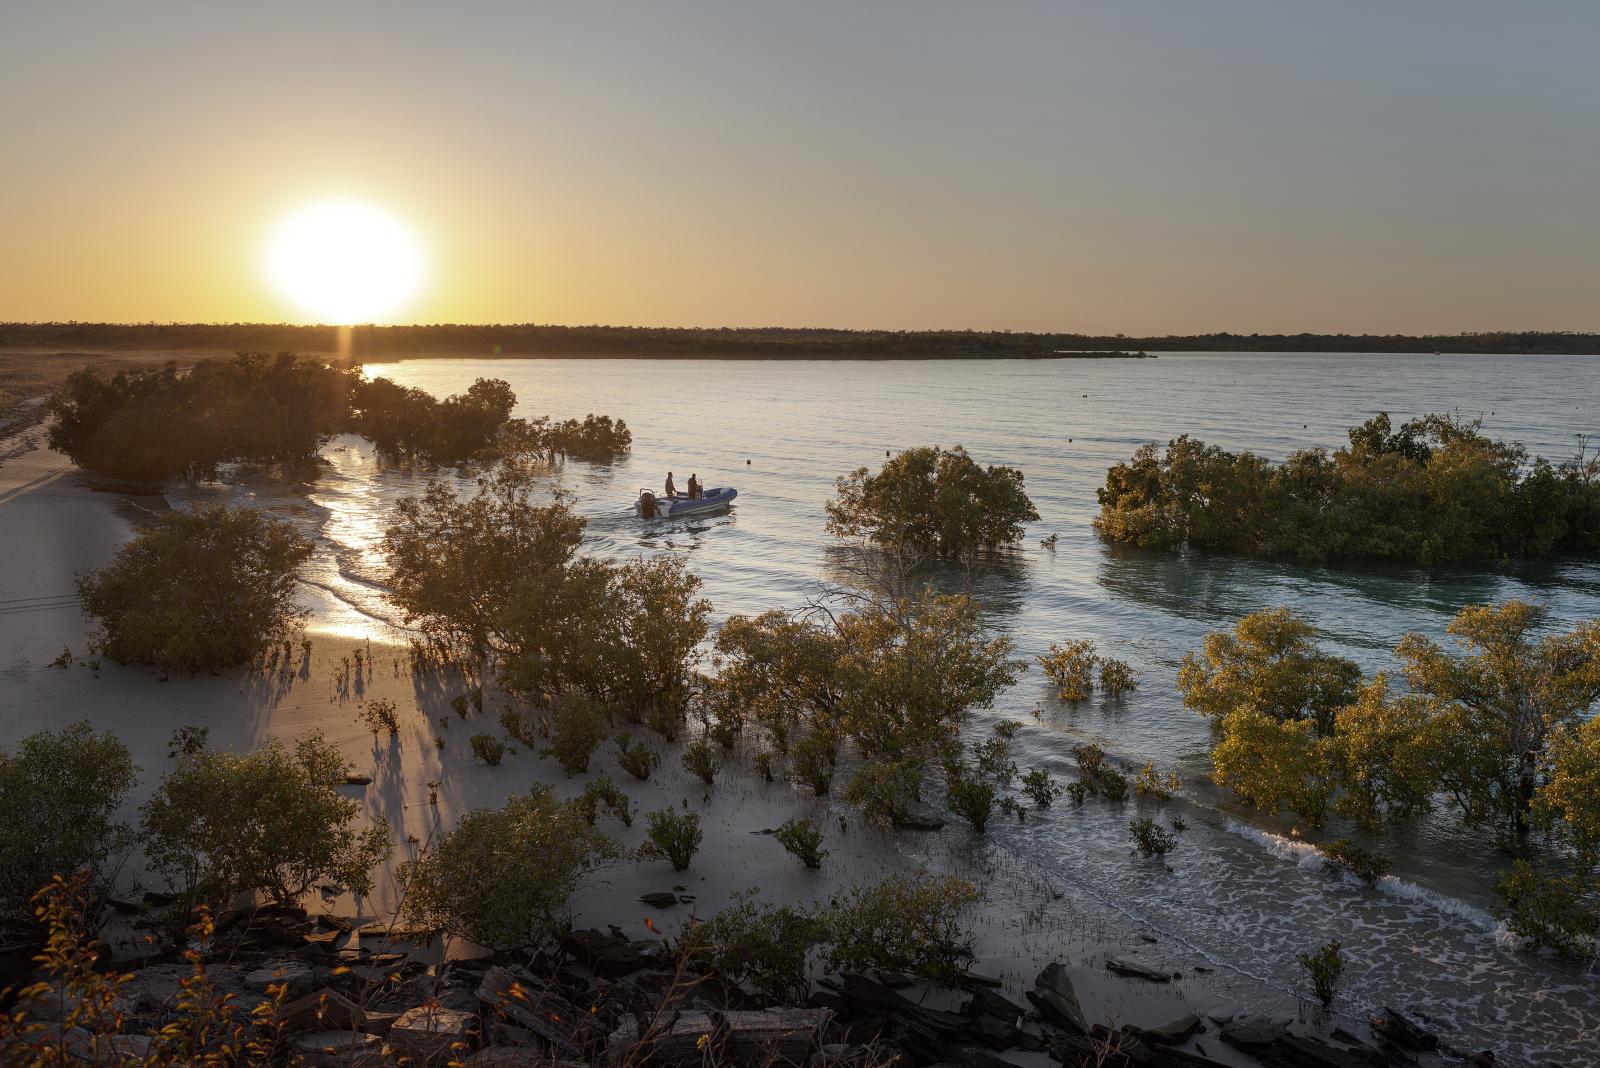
[265,199,425,324]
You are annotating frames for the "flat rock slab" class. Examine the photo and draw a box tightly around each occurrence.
[1026,963,1087,1033]
[391,1004,475,1065]
[1141,1013,1201,1045]
[291,1029,384,1068]
[243,960,315,996]
[278,988,366,1033]
[1105,958,1180,983]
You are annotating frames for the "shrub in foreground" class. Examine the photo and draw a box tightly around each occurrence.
[1128,816,1178,858]
[402,786,620,950]
[0,724,138,931]
[1039,640,1098,701]
[640,808,703,872]
[1496,860,1599,960]
[1297,939,1345,1009]
[141,732,390,907]
[676,890,826,1002]
[821,873,983,982]
[77,504,314,673]
[1321,838,1393,886]
[773,818,828,869]
[470,733,506,765]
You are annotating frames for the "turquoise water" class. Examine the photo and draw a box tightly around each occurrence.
[183,353,1600,1061]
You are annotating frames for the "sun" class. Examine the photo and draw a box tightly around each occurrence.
[265,199,425,324]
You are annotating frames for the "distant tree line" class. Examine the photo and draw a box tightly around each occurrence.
[7,321,1600,356]
[46,351,630,479]
[1096,413,1600,565]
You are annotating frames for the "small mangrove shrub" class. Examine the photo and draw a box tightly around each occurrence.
[359,697,400,735]
[790,731,836,796]
[1129,816,1178,858]
[676,890,825,1002]
[1021,767,1064,808]
[1040,640,1098,701]
[821,873,983,982]
[774,818,828,869]
[616,733,661,781]
[1134,761,1180,800]
[947,776,997,832]
[641,807,702,871]
[1099,657,1139,697]
[1322,838,1393,887]
[470,733,506,766]
[547,697,610,775]
[1297,939,1346,1009]
[499,707,541,748]
[575,777,634,828]
[681,737,720,785]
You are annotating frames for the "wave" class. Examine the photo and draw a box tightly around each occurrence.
[1223,820,1505,938]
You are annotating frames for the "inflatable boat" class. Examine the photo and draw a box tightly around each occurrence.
[635,486,737,519]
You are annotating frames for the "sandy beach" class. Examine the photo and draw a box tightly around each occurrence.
[0,434,1343,1066]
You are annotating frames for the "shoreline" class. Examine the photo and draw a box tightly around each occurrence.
[0,439,1403,1066]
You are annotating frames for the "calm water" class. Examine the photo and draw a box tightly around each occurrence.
[181,353,1600,1062]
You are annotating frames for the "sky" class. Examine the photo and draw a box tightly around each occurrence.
[2,1,1598,334]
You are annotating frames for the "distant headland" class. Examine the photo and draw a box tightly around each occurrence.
[1,322,1597,358]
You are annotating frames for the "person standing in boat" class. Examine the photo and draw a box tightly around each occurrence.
[687,474,702,499]
[664,471,678,498]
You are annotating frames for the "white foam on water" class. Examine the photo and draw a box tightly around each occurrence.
[1224,820,1504,937]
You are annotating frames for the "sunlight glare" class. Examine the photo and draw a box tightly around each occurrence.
[266,199,425,324]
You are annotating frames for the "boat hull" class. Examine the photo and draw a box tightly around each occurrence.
[636,486,737,519]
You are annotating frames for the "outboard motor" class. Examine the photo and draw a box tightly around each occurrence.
[639,490,658,519]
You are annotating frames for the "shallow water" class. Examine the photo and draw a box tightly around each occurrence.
[174,352,1600,1062]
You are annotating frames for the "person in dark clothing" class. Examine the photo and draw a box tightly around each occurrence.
[664,472,677,498]
[687,474,702,499]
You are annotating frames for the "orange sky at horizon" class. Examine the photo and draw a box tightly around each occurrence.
[4,3,1599,335]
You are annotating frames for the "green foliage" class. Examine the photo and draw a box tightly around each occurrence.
[1211,707,1333,825]
[1538,716,1600,869]
[1328,676,1440,829]
[681,738,720,785]
[825,444,1039,558]
[1134,762,1179,800]
[946,776,997,832]
[1397,600,1600,838]
[1128,816,1178,858]
[773,818,829,869]
[1072,744,1129,801]
[76,503,313,672]
[1039,640,1098,701]
[1096,413,1600,564]
[676,890,827,1002]
[385,465,709,715]
[1099,657,1139,697]
[754,751,775,782]
[843,757,924,825]
[350,374,521,461]
[546,697,610,775]
[359,697,400,735]
[615,733,661,781]
[47,352,358,479]
[1321,839,1393,886]
[0,724,138,930]
[1297,939,1346,1008]
[544,413,633,461]
[820,873,983,983]
[141,732,390,907]
[993,719,1022,738]
[499,706,541,747]
[712,591,1022,815]
[470,733,506,765]
[790,731,837,796]
[1178,608,1361,735]
[972,737,1016,785]
[401,786,620,950]
[575,777,634,828]
[1496,860,1599,960]
[1020,767,1063,807]
[640,808,702,871]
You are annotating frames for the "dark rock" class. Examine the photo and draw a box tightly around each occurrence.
[290,1029,383,1068]
[302,928,345,952]
[278,988,366,1032]
[898,805,947,831]
[1267,1034,1384,1068]
[1105,958,1179,983]
[343,774,373,786]
[963,985,1023,1025]
[106,897,143,915]
[141,890,177,907]
[1371,1006,1438,1052]
[1219,1016,1291,1053]
[720,1008,830,1063]
[562,928,657,977]
[957,970,1003,989]
[315,914,355,933]
[477,964,600,1055]
[1462,1053,1496,1067]
[640,891,680,908]
[1026,963,1087,1034]
[390,1005,474,1065]
[1140,1013,1201,1045]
